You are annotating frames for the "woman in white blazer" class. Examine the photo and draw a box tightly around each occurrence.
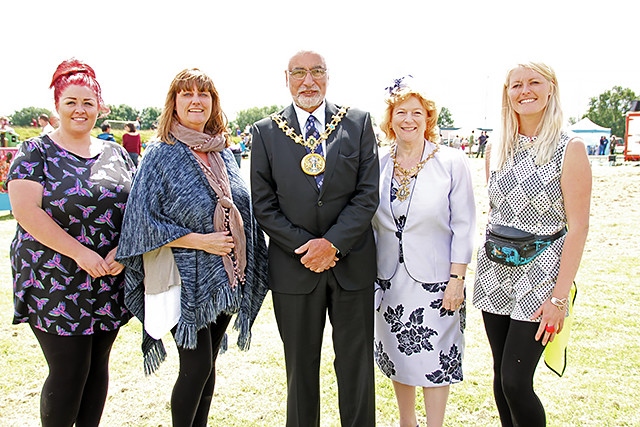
[372,76,476,427]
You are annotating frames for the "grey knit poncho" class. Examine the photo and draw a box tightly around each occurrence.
[116,140,268,374]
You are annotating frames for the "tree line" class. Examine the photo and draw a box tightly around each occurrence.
[582,86,637,137]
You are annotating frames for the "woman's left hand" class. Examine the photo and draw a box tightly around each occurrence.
[532,300,566,345]
[443,279,465,312]
[105,247,125,276]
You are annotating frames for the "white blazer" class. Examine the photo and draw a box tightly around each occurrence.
[372,142,476,283]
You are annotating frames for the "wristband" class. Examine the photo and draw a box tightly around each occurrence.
[550,296,568,311]
[449,273,465,281]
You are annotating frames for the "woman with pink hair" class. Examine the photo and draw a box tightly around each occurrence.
[7,58,135,426]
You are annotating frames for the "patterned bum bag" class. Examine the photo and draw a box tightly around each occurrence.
[484,224,567,267]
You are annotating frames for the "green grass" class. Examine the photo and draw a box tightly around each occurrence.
[0,159,639,426]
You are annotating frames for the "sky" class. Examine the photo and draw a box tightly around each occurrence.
[2,0,639,134]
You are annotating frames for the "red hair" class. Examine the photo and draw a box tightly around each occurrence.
[49,59,106,111]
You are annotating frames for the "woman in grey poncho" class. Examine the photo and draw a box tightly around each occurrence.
[116,68,268,427]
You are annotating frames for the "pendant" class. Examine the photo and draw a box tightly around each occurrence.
[301,153,325,176]
[396,184,410,202]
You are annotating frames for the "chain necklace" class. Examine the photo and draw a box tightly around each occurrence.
[391,142,439,202]
[271,106,349,175]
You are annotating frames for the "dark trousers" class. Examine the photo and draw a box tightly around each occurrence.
[482,312,546,427]
[170,313,232,427]
[272,272,375,427]
[31,326,119,427]
[128,152,139,166]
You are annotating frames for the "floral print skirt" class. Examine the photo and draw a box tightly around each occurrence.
[374,266,465,387]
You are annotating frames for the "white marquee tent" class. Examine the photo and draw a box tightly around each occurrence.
[569,117,611,154]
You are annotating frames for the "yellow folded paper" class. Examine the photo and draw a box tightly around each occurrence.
[544,282,577,377]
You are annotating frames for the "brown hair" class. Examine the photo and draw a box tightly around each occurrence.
[156,68,228,146]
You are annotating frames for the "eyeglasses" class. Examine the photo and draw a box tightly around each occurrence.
[288,68,327,80]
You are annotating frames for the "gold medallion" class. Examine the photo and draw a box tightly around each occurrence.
[301,153,325,176]
[271,106,349,176]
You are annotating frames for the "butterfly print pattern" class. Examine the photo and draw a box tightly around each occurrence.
[8,136,133,336]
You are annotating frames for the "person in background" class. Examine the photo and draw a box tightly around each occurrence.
[373,76,476,427]
[1,116,18,147]
[473,62,591,427]
[7,58,134,427]
[609,135,617,155]
[116,68,268,427]
[451,135,461,149]
[38,113,54,135]
[230,139,243,168]
[476,131,488,158]
[250,50,379,427]
[239,133,249,155]
[467,129,475,157]
[1,116,14,132]
[97,122,116,142]
[598,135,608,155]
[50,112,60,129]
[122,122,141,166]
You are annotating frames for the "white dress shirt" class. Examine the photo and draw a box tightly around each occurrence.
[293,102,327,156]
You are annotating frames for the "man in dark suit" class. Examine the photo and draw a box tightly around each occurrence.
[250,50,379,427]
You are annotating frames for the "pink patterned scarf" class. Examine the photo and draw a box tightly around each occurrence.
[170,121,246,288]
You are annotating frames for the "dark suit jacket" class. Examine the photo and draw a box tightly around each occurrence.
[250,102,379,294]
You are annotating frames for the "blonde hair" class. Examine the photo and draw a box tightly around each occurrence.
[495,62,563,169]
[156,68,228,145]
[380,89,439,144]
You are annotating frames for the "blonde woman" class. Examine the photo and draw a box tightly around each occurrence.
[473,62,591,426]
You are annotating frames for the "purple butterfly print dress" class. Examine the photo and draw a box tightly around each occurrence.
[8,135,134,336]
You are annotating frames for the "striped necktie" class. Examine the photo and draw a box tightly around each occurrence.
[305,115,324,188]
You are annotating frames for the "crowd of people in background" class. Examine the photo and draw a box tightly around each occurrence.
[438,130,489,158]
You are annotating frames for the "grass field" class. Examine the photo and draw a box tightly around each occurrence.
[0,156,639,426]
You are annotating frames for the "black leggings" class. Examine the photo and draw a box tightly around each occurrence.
[482,312,546,427]
[31,325,119,427]
[171,313,232,427]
